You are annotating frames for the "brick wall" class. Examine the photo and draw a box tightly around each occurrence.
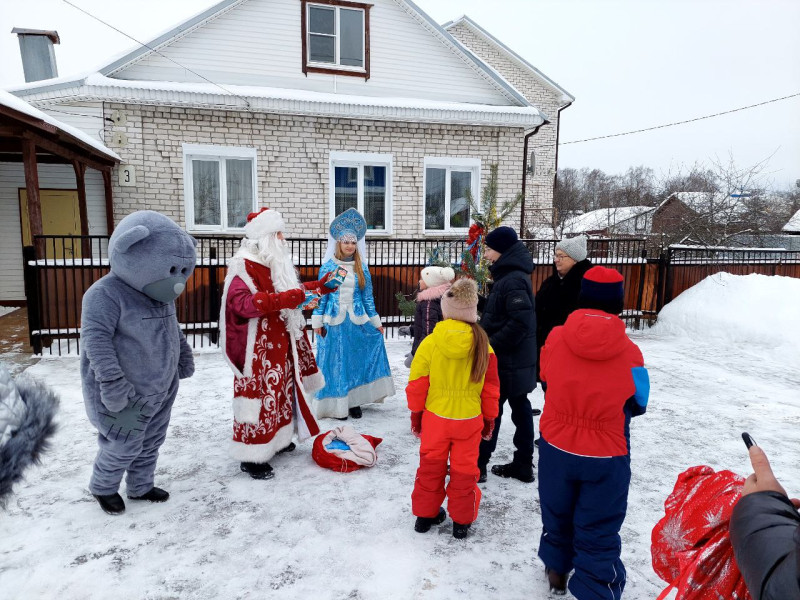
[104,103,526,237]
[447,21,570,235]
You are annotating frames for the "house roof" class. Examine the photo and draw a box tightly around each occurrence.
[0,89,119,161]
[658,192,749,223]
[442,15,575,105]
[783,209,800,233]
[564,206,654,234]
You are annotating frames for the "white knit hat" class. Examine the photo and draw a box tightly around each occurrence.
[244,208,286,240]
[555,235,588,262]
[421,266,455,288]
[441,278,479,324]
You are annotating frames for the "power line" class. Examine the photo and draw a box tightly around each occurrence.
[61,0,253,113]
[561,92,800,145]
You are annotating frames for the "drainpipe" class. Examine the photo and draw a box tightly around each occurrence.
[520,118,548,236]
[551,101,573,229]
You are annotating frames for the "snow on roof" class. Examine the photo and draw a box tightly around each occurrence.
[0,89,119,161]
[9,73,545,128]
[783,208,800,233]
[442,15,575,105]
[563,206,654,234]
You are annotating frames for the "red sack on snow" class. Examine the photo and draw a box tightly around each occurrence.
[651,465,751,600]
[312,426,383,473]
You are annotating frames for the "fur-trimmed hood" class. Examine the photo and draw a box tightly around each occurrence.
[416,283,450,302]
[0,367,58,508]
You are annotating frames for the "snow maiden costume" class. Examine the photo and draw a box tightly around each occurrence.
[312,209,395,419]
[220,208,330,480]
[80,210,197,514]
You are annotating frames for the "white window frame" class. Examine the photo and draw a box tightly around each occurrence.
[422,157,481,235]
[306,3,366,72]
[329,151,392,235]
[183,144,258,233]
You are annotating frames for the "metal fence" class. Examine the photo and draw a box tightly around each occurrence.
[25,234,798,355]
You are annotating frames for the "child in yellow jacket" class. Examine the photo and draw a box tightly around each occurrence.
[406,278,500,539]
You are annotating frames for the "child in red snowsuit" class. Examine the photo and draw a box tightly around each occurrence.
[406,278,500,539]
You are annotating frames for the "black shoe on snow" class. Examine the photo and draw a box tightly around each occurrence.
[240,461,274,480]
[414,507,446,533]
[491,462,535,483]
[478,465,487,484]
[348,406,362,419]
[546,568,568,595]
[128,487,170,502]
[452,522,471,539]
[278,442,296,454]
[93,493,126,515]
[532,408,542,416]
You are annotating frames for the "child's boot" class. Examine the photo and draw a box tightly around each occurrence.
[452,521,471,539]
[93,492,126,515]
[414,507,446,533]
[546,568,568,595]
[128,487,170,502]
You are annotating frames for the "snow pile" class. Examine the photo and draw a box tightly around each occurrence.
[653,272,800,358]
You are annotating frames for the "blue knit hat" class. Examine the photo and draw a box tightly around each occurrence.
[485,226,518,254]
[579,266,624,315]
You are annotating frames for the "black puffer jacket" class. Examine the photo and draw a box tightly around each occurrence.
[479,241,537,397]
[729,490,800,600]
[535,258,593,356]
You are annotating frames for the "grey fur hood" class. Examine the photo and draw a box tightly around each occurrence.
[0,366,59,507]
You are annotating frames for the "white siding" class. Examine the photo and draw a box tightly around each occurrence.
[0,163,107,302]
[114,0,514,105]
[39,102,106,146]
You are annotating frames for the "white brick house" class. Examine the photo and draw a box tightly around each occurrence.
[4,0,572,300]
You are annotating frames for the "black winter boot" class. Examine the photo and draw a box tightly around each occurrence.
[93,492,126,515]
[491,462,535,483]
[240,462,274,480]
[348,406,362,419]
[478,465,487,484]
[546,568,568,595]
[278,442,296,454]
[128,487,170,502]
[452,521,471,539]
[414,507,446,533]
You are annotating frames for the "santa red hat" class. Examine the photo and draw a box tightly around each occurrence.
[244,207,286,239]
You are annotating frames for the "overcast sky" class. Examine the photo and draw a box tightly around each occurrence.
[2,0,799,189]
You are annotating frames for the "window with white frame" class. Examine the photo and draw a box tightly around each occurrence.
[183,145,257,232]
[423,158,480,233]
[304,1,369,75]
[329,152,391,233]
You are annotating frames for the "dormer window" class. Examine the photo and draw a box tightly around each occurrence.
[301,0,371,79]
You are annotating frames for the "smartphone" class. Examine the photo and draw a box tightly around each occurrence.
[741,432,757,450]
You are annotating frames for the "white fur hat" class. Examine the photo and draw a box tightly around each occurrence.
[421,266,455,288]
[244,208,286,240]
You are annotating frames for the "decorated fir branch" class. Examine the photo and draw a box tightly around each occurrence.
[395,291,416,318]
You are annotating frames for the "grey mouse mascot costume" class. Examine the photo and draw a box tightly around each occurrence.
[80,210,196,515]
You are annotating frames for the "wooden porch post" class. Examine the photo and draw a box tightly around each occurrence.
[102,168,115,234]
[73,160,90,257]
[21,137,44,257]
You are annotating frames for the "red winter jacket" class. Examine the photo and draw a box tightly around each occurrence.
[539,308,645,457]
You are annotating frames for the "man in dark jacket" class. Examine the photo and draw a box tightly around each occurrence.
[535,235,592,382]
[730,444,800,600]
[477,226,537,483]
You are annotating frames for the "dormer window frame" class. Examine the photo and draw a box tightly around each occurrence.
[301,0,372,80]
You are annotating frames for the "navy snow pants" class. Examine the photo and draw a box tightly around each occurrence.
[537,438,630,600]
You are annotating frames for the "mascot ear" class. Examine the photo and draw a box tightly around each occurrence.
[189,235,198,248]
[114,225,150,253]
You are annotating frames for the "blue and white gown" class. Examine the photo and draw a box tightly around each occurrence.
[311,257,395,418]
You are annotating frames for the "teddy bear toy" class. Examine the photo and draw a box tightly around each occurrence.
[80,210,196,515]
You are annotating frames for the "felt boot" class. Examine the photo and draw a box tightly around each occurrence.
[546,568,568,595]
[414,507,446,533]
[348,406,362,419]
[452,521,471,539]
[128,487,170,502]
[93,492,126,515]
[240,462,274,480]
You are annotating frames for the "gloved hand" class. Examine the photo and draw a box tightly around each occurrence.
[314,271,337,295]
[398,326,412,337]
[410,411,423,438]
[98,377,135,412]
[403,352,413,369]
[481,418,495,441]
[98,396,157,441]
[253,289,306,314]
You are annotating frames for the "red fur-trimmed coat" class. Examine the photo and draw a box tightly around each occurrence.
[220,253,324,463]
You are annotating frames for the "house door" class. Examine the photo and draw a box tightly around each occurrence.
[19,189,82,259]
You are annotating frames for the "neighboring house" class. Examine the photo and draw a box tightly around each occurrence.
[7,0,573,266]
[0,90,119,303]
[563,206,655,236]
[782,209,800,235]
[652,191,754,245]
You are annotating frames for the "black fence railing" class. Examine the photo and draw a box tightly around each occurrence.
[24,235,798,355]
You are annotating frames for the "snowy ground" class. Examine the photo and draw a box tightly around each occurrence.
[1,273,799,599]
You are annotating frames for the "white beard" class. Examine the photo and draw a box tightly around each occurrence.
[241,235,306,340]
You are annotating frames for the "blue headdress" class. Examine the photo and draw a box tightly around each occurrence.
[323,208,369,265]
